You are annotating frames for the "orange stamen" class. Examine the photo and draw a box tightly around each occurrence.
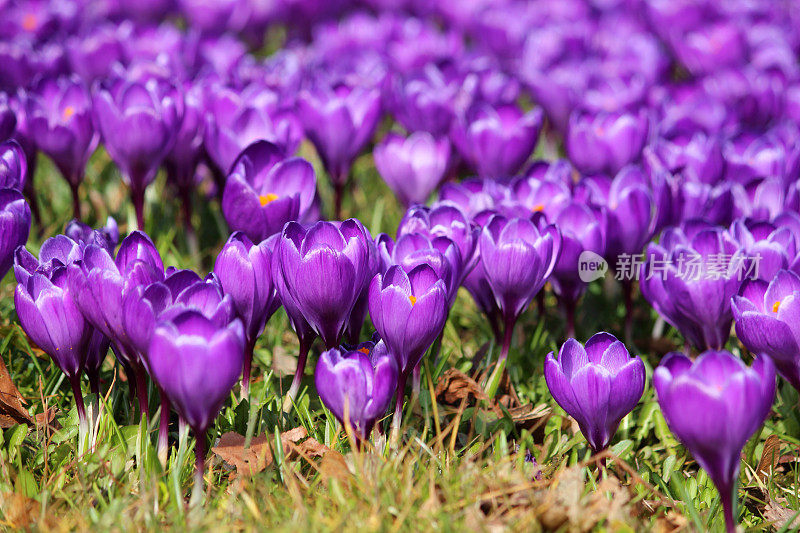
[259,193,278,206]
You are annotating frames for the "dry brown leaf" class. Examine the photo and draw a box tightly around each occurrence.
[0,357,34,429]
[654,511,689,533]
[286,436,330,461]
[0,492,38,529]
[756,434,782,485]
[34,408,60,431]
[318,450,351,483]
[764,498,800,529]
[212,426,309,477]
[435,368,489,406]
[212,432,272,477]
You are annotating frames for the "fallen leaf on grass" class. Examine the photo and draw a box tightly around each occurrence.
[435,369,550,433]
[284,436,330,462]
[0,357,34,429]
[318,450,351,483]
[756,434,782,485]
[34,408,60,431]
[212,426,308,477]
[0,492,37,529]
[764,498,800,529]
[654,510,689,533]
[435,368,489,405]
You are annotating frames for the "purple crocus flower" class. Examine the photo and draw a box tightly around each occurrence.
[149,310,244,496]
[566,108,649,176]
[654,351,775,533]
[93,76,182,229]
[163,82,205,236]
[0,189,30,281]
[64,217,119,255]
[510,164,573,223]
[550,202,606,336]
[214,232,280,393]
[273,219,372,400]
[648,132,725,186]
[373,132,450,208]
[0,93,17,141]
[0,140,27,190]
[67,230,165,415]
[296,82,381,218]
[274,219,371,348]
[451,102,542,179]
[368,264,448,428]
[479,214,561,360]
[437,178,512,219]
[65,24,129,84]
[732,270,800,391]
[202,83,303,178]
[398,203,480,278]
[315,340,397,441]
[544,333,645,452]
[22,76,98,219]
[221,141,317,242]
[387,64,462,136]
[640,224,744,351]
[729,219,798,281]
[62,217,118,394]
[14,237,92,435]
[579,166,654,264]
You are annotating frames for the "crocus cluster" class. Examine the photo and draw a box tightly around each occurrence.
[2,0,800,521]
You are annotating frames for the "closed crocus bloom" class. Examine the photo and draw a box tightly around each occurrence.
[566,108,649,176]
[388,64,461,136]
[0,93,16,141]
[68,230,164,415]
[672,22,747,77]
[275,219,371,349]
[214,232,280,391]
[149,310,244,495]
[509,165,573,224]
[438,177,512,219]
[296,82,381,218]
[544,333,645,452]
[222,141,317,242]
[0,140,27,190]
[376,231,462,306]
[23,76,98,218]
[451,102,543,179]
[163,82,204,236]
[732,270,800,391]
[315,341,398,440]
[0,189,31,281]
[65,24,129,84]
[368,264,448,427]
[398,203,480,276]
[93,76,182,229]
[64,216,119,255]
[729,219,798,281]
[203,83,303,177]
[373,131,450,208]
[654,351,775,533]
[583,166,654,263]
[551,202,606,335]
[14,238,92,434]
[480,214,561,359]
[640,223,744,351]
[649,132,725,186]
